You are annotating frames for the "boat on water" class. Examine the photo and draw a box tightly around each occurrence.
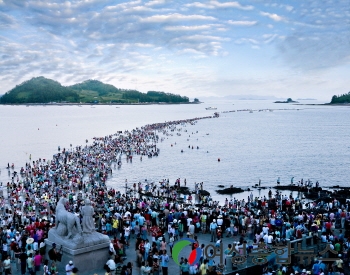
[205,107,217,110]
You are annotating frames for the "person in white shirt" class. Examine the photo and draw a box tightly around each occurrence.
[124,224,131,247]
[217,216,223,226]
[262,225,269,235]
[267,234,273,245]
[263,233,269,244]
[65,260,74,275]
[106,257,116,271]
[144,239,151,260]
[187,217,192,227]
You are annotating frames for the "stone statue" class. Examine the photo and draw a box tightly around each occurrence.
[55,197,82,239]
[48,198,109,250]
[81,199,95,233]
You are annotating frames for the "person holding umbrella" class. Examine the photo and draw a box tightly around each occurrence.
[26,237,35,250]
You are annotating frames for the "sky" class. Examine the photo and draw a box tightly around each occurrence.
[0,0,349,101]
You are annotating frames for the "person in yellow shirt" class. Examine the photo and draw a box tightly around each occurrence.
[199,259,208,275]
[112,217,119,237]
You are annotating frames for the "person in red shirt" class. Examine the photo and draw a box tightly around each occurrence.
[9,239,17,262]
[340,210,346,229]
[33,251,42,273]
[325,220,332,234]
[139,240,145,260]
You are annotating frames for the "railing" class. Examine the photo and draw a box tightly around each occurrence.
[224,235,319,274]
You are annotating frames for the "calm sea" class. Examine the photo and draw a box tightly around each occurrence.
[1,101,349,203]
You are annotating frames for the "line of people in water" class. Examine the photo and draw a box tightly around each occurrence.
[1,112,349,275]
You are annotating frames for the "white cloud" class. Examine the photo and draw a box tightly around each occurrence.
[164,25,212,31]
[210,1,254,10]
[185,1,254,11]
[145,0,166,6]
[227,20,257,26]
[285,5,294,12]
[134,43,154,48]
[0,0,349,99]
[172,34,228,42]
[260,11,285,22]
[0,11,15,27]
[140,13,217,23]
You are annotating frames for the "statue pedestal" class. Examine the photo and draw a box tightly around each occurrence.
[45,229,110,273]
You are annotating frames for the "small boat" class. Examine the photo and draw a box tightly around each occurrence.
[205,107,217,110]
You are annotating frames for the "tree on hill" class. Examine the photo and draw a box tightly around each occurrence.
[0,76,191,104]
[69,79,122,96]
[0,76,79,104]
[122,90,189,103]
[331,92,350,104]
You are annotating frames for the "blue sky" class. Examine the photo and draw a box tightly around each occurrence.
[0,0,349,100]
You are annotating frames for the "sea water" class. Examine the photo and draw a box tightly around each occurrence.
[1,101,349,203]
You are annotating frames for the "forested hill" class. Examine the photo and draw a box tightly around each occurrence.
[0,77,190,104]
[69,80,122,96]
[330,92,350,104]
[0,77,79,104]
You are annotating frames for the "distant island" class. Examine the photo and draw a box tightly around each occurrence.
[330,92,350,104]
[274,98,298,103]
[0,76,197,104]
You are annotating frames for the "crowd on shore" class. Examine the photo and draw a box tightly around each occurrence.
[0,114,349,275]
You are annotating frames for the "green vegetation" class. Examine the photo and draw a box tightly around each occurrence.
[330,92,350,104]
[274,98,298,103]
[0,77,79,104]
[0,77,190,104]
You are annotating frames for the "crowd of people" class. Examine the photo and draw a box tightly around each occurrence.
[0,114,349,275]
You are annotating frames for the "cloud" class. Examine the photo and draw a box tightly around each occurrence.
[140,13,216,23]
[172,34,228,42]
[0,11,15,27]
[278,31,350,70]
[260,11,285,22]
[262,34,279,44]
[185,1,254,11]
[164,25,213,31]
[0,0,349,99]
[234,38,259,45]
[276,0,350,70]
[145,0,166,6]
[227,20,257,26]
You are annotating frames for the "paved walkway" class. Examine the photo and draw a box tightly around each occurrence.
[7,230,247,275]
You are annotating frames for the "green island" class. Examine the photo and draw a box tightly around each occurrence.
[330,92,350,104]
[0,76,197,104]
[274,97,298,103]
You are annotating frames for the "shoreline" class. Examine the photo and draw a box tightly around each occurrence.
[293,103,350,106]
[0,102,202,106]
